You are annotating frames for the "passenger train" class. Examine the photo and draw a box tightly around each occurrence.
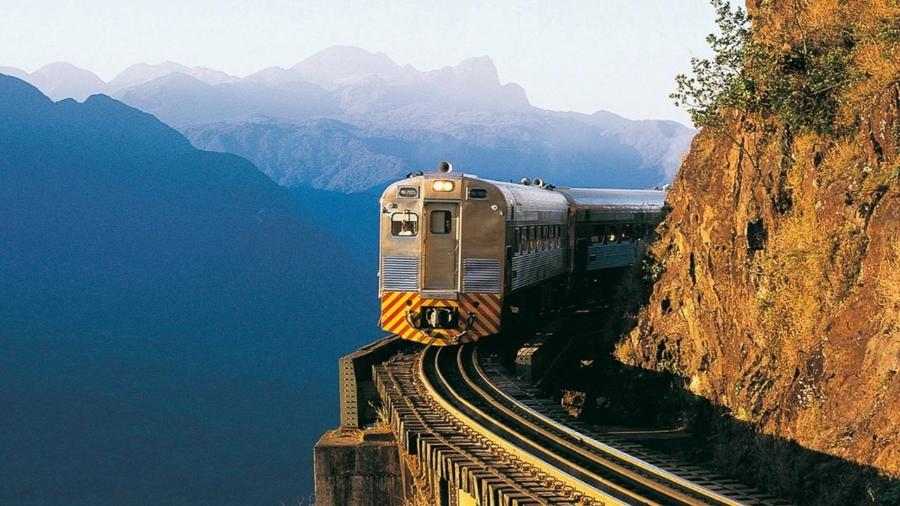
[379,162,666,346]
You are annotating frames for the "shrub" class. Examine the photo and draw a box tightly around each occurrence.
[672,0,863,135]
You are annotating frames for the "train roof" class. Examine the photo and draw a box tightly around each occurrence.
[554,188,667,209]
[381,171,667,211]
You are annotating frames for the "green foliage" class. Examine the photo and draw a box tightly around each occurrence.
[671,0,753,127]
[672,0,859,135]
[759,41,855,134]
[641,254,665,292]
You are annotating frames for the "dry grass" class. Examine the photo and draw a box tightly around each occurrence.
[756,144,828,349]
[369,401,390,428]
[751,0,899,133]
[400,454,434,506]
[402,487,433,506]
[838,0,900,125]
[750,0,899,349]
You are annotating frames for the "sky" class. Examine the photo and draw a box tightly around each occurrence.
[0,0,718,124]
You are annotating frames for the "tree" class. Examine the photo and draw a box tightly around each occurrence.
[671,0,753,128]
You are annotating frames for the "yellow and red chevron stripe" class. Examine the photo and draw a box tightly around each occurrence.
[380,291,502,345]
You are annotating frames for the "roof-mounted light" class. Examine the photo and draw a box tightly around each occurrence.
[432,180,455,192]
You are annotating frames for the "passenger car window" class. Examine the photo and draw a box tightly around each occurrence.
[605,225,618,244]
[391,211,418,236]
[430,210,452,234]
[468,188,488,199]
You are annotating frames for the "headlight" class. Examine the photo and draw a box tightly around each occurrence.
[432,180,455,192]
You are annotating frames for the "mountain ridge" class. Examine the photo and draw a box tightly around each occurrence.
[0,73,374,503]
[2,46,695,192]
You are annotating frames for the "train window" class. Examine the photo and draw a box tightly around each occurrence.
[515,228,522,255]
[468,188,488,199]
[528,226,535,252]
[621,224,632,243]
[391,211,419,236]
[430,210,452,234]
[605,225,618,244]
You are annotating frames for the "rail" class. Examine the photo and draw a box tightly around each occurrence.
[416,342,787,505]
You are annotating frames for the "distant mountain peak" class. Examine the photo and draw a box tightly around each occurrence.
[25,62,107,102]
[449,55,500,84]
[110,62,238,89]
[295,45,399,67]
[287,45,405,88]
[34,61,94,73]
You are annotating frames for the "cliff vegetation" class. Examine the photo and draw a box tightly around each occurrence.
[615,0,899,500]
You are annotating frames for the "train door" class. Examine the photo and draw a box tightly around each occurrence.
[422,203,459,291]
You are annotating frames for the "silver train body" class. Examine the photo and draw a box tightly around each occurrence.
[378,169,666,345]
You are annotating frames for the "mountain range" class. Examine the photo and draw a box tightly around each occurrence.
[0,74,373,504]
[3,46,695,192]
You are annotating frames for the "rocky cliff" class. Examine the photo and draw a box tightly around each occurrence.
[616,0,899,480]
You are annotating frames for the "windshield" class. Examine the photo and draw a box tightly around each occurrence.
[391,211,419,236]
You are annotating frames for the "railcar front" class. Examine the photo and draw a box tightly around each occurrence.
[378,172,509,346]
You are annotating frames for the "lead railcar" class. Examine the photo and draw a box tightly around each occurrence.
[378,163,666,346]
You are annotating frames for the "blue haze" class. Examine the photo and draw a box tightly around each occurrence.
[0,74,376,504]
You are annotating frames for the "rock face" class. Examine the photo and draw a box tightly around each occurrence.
[616,0,899,479]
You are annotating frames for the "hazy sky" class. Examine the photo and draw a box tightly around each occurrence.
[0,0,718,124]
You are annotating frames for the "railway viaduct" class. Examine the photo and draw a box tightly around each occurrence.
[313,334,784,506]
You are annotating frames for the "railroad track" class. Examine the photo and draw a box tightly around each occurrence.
[375,341,790,505]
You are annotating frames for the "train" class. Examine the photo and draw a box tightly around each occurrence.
[378,162,667,346]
